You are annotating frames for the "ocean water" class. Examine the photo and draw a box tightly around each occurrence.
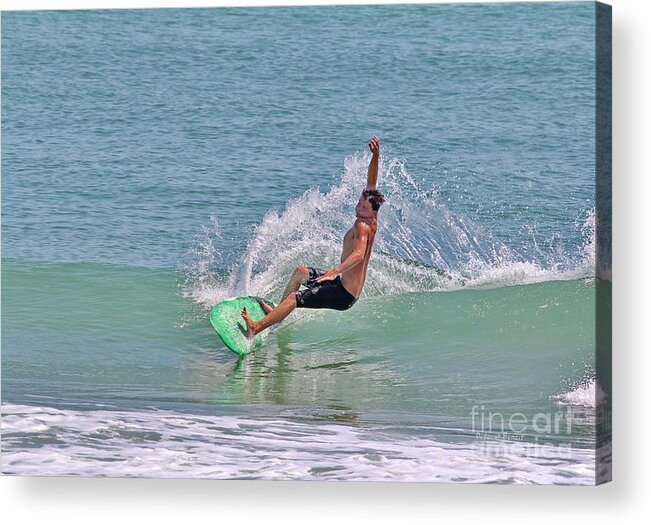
[2,3,607,483]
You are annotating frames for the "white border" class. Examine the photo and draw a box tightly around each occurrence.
[2,0,651,522]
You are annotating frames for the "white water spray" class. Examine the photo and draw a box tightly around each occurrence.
[183,154,595,308]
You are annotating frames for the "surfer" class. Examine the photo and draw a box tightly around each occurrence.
[242,135,385,338]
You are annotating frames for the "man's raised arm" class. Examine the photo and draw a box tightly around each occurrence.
[366,135,380,191]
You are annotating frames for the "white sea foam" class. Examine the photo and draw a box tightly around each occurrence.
[553,379,606,408]
[2,403,598,484]
[183,153,596,309]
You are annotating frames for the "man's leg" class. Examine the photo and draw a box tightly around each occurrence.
[243,266,312,337]
[281,266,310,302]
[252,266,309,315]
[242,293,298,337]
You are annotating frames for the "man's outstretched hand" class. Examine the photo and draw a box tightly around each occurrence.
[368,135,380,157]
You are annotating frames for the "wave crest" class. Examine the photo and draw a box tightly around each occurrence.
[183,153,595,308]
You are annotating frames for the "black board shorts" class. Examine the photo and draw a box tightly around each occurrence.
[295,267,358,311]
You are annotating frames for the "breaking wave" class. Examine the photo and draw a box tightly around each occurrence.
[183,153,595,309]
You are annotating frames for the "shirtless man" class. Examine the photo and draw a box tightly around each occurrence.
[242,135,385,338]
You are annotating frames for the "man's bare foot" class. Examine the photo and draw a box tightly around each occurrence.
[241,307,258,338]
[256,298,275,314]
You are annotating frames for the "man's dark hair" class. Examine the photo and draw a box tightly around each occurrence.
[362,189,386,211]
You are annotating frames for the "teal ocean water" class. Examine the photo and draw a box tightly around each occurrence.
[2,3,606,483]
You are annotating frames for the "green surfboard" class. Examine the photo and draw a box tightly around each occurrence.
[209,296,275,355]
